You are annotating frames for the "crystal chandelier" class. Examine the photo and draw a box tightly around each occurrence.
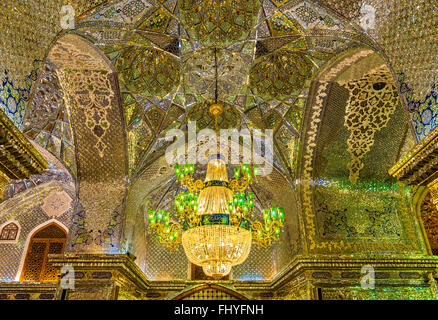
[147,154,285,278]
[148,53,284,278]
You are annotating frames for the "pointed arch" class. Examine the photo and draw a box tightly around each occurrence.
[15,219,68,281]
[19,221,67,282]
[0,220,20,243]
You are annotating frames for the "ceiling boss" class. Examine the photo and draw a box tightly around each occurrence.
[147,152,285,278]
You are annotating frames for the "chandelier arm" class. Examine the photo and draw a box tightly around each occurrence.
[184,211,194,228]
[182,208,200,229]
[230,211,243,227]
[152,221,182,250]
[229,177,250,192]
[251,219,283,248]
[185,178,204,192]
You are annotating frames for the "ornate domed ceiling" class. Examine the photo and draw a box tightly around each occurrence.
[1,0,438,302]
[57,0,372,183]
[15,0,420,282]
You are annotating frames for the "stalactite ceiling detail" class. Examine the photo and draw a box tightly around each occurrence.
[75,0,367,179]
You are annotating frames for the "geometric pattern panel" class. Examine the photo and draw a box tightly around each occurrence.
[41,191,73,218]
[183,288,238,300]
[48,34,127,253]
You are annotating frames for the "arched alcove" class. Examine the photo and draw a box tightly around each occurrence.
[296,46,425,254]
[0,222,20,242]
[20,222,67,282]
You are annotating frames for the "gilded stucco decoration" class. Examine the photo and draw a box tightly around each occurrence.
[45,34,128,253]
[354,0,438,103]
[41,191,73,218]
[138,7,174,33]
[316,183,402,240]
[58,69,114,158]
[48,35,114,158]
[61,64,126,252]
[0,0,64,88]
[331,0,438,141]
[127,118,154,171]
[0,0,108,88]
[82,0,153,23]
[320,286,436,300]
[317,0,362,20]
[292,2,352,31]
[187,101,241,130]
[267,12,302,36]
[274,125,297,173]
[2,0,347,179]
[341,65,399,184]
[69,0,110,18]
[1,0,435,143]
[48,35,113,72]
[0,0,108,126]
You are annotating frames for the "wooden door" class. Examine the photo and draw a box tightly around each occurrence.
[20,223,67,282]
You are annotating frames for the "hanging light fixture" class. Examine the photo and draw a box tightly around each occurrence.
[147,156,285,278]
[147,47,284,279]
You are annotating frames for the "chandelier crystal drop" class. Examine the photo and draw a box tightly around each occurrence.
[147,154,285,278]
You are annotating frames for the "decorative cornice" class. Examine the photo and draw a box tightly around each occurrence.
[0,282,58,300]
[0,109,48,179]
[48,253,150,291]
[389,126,438,185]
[48,253,438,297]
[270,254,438,290]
